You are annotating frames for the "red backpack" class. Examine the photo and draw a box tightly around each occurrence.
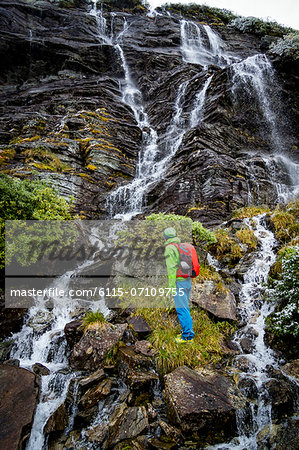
[167,242,200,278]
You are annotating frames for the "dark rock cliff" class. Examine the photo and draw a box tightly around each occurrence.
[0,0,298,223]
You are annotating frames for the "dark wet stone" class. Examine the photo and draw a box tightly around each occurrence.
[0,364,39,449]
[163,366,245,443]
[32,362,50,376]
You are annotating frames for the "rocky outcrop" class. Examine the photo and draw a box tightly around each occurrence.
[0,1,297,223]
[163,366,245,444]
[69,323,127,370]
[0,364,39,450]
[191,280,237,320]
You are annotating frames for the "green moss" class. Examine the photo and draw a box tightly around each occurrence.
[233,205,271,219]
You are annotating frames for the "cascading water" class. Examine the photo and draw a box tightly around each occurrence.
[9,231,110,449]
[231,54,298,202]
[108,19,224,218]
[180,20,236,67]
[208,214,298,449]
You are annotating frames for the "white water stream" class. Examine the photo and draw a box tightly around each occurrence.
[208,214,297,449]
[231,54,299,203]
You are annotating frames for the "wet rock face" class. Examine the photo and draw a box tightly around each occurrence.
[163,365,244,443]
[0,1,297,222]
[0,364,39,449]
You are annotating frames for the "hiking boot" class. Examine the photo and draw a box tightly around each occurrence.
[175,336,194,344]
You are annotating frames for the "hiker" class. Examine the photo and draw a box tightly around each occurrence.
[163,227,199,344]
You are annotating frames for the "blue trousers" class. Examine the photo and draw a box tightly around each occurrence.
[174,278,194,340]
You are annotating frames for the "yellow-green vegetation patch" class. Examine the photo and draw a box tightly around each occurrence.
[80,310,107,332]
[195,263,222,282]
[209,228,244,262]
[233,205,271,219]
[135,307,232,374]
[270,201,299,244]
[236,227,258,250]
[23,147,73,172]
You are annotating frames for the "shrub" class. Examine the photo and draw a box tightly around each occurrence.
[270,33,299,60]
[166,3,238,24]
[230,16,294,37]
[266,246,299,338]
[270,207,299,243]
[209,228,244,262]
[146,212,216,248]
[0,173,76,269]
[81,310,106,331]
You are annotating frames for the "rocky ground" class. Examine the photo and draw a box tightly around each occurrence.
[0,210,298,449]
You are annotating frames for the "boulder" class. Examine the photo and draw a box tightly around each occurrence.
[118,345,153,371]
[0,293,27,339]
[257,417,299,450]
[134,340,158,357]
[78,378,112,410]
[0,364,39,450]
[69,323,127,371]
[44,402,68,436]
[163,366,245,443]
[64,320,84,348]
[282,359,299,380]
[0,340,14,362]
[78,368,106,390]
[105,403,149,447]
[127,316,153,338]
[191,280,237,321]
[32,362,50,376]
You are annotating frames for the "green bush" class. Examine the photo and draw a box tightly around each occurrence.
[266,246,299,338]
[146,212,216,248]
[230,16,294,37]
[270,33,299,60]
[0,173,76,269]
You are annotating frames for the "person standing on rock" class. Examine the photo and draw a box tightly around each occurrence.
[163,227,199,344]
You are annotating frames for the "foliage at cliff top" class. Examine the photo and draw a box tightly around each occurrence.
[146,212,217,247]
[266,246,299,338]
[270,33,299,60]
[230,16,295,37]
[0,173,77,270]
[165,2,237,24]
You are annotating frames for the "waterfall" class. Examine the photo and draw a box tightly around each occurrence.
[208,215,298,450]
[180,20,236,67]
[190,75,213,128]
[231,54,282,150]
[9,229,109,449]
[231,54,298,202]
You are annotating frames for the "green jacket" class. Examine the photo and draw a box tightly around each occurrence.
[164,236,185,290]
